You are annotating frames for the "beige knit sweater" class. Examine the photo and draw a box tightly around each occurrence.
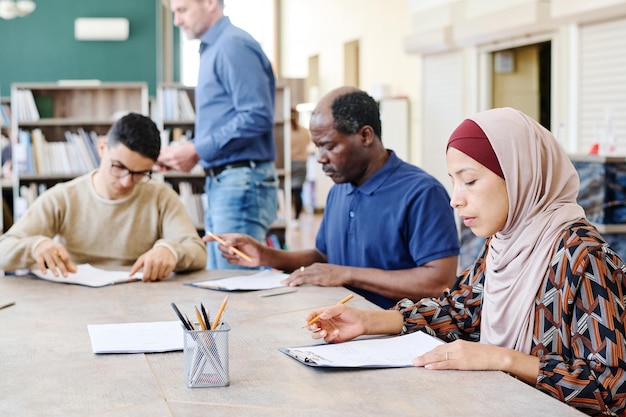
[0,171,206,272]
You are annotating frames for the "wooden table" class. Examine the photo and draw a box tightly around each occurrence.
[0,270,586,417]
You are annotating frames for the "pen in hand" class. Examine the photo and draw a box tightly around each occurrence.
[206,231,252,262]
[302,294,354,328]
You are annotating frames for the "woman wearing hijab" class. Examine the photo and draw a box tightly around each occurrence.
[304,107,626,416]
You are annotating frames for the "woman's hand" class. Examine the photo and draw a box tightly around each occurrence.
[306,304,368,343]
[306,305,405,343]
[413,339,540,384]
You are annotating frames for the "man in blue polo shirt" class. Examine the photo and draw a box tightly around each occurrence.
[207,87,459,308]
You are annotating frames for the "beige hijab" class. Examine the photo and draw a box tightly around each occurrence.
[469,108,585,353]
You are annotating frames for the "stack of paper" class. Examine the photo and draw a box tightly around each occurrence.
[87,321,183,354]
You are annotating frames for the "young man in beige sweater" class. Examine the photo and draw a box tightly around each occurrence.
[0,113,206,281]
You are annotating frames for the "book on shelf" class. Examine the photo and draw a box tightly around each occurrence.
[162,87,195,121]
[17,128,101,176]
[0,102,10,126]
[65,129,100,171]
[64,131,88,173]
[16,130,34,174]
[30,129,48,174]
[177,89,195,119]
[161,127,194,147]
[177,181,204,230]
[16,89,40,122]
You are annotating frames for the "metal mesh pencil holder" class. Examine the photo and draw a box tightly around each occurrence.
[183,323,230,388]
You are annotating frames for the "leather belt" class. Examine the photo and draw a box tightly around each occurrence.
[205,160,264,177]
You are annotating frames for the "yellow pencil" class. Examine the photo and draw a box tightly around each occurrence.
[207,231,252,262]
[211,295,229,330]
[303,294,354,328]
[195,306,207,330]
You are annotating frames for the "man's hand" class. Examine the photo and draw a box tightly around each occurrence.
[282,263,348,287]
[157,142,201,173]
[33,239,77,278]
[203,233,263,267]
[130,246,176,281]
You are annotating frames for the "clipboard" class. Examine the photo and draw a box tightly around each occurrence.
[279,330,445,368]
[187,269,289,291]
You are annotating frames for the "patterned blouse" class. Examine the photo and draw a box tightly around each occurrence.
[397,220,626,416]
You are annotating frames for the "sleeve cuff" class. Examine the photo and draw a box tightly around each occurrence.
[31,237,53,259]
[154,242,179,264]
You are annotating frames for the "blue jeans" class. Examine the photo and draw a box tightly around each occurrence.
[204,161,278,269]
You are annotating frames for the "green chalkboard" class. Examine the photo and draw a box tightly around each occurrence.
[0,0,160,95]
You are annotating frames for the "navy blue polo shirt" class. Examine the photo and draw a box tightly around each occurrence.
[315,152,459,308]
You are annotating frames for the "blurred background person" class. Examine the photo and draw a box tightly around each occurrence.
[290,107,311,227]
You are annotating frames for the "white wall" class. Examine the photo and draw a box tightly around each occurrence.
[410,0,626,156]
[279,0,626,169]
[280,0,422,164]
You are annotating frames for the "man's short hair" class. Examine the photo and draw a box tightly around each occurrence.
[331,91,382,140]
[107,113,161,161]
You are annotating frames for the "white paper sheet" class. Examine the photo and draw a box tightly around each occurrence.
[189,269,289,291]
[31,264,142,287]
[87,321,184,354]
[280,330,445,368]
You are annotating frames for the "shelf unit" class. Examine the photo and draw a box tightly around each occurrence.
[10,82,149,221]
[154,82,292,246]
[156,82,196,146]
[155,82,205,232]
[1,95,11,234]
[271,84,292,246]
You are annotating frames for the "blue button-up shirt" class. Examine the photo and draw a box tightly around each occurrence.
[194,17,276,168]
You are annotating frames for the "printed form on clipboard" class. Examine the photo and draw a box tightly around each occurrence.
[279,330,445,368]
[30,264,142,287]
[188,269,289,291]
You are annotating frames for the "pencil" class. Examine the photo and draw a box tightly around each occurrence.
[185,314,195,330]
[171,302,192,330]
[195,306,207,330]
[0,301,15,310]
[211,295,229,330]
[302,294,354,328]
[200,303,210,328]
[206,231,252,262]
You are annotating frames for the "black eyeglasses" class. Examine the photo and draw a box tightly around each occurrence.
[109,162,152,182]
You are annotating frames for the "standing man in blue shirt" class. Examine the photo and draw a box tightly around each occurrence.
[159,0,278,269]
[209,87,460,308]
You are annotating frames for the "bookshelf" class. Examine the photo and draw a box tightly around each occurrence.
[0,96,9,136]
[1,95,11,234]
[154,83,293,246]
[155,82,205,232]
[9,81,149,221]
[156,82,196,146]
[271,84,292,247]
